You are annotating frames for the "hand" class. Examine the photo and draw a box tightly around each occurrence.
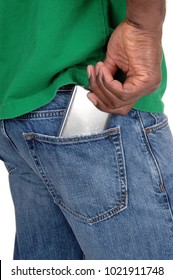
[87,20,163,115]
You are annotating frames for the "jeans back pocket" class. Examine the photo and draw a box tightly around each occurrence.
[23,127,127,225]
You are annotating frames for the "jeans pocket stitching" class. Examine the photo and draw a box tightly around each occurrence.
[23,127,128,225]
[16,109,65,120]
[145,118,168,135]
[23,127,120,144]
[57,193,127,225]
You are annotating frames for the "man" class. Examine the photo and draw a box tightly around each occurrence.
[0,0,173,259]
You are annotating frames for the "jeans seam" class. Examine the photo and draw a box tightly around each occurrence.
[57,193,127,225]
[110,129,128,201]
[149,112,158,124]
[145,118,168,135]
[8,166,17,175]
[16,109,65,120]
[23,127,120,144]
[137,111,164,191]
[23,130,128,225]
[1,120,20,155]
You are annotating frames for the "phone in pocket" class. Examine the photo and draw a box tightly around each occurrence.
[58,85,111,136]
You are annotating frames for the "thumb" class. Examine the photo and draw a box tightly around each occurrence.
[103,54,118,76]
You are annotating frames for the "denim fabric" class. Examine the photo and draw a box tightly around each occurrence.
[0,87,173,260]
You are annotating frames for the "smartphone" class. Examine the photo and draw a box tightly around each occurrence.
[58,85,111,136]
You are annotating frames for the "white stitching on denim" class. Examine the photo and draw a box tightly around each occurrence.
[23,127,120,144]
[137,111,165,191]
[24,127,127,225]
[17,110,65,120]
[145,118,168,135]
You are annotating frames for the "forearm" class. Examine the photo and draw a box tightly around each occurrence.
[126,0,166,31]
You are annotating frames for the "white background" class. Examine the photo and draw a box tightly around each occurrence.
[0,0,173,260]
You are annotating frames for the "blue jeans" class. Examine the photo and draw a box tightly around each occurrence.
[0,86,173,260]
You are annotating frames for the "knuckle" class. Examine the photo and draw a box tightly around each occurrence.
[111,101,122,109]
[97,105,111,113]
[89,82,98,92]
[146,73,162,91]
[153,75,162,89]
[96,61,104,69]
[96,76,103,88]
[119,94,128,102]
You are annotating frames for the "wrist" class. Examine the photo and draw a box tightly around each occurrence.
[126,0,165,33]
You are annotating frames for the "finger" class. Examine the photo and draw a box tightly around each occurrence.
[103,54,119,76]
[94,97,135,115]
[87,65,114,108]
[97,63,146,101]
[102,68,160,101]
[87,64,138,109]
[87,91,135,116]
[88,62,125,108]
[110,102,135,115]
[95,66,139,108]
[95,63,141,109]
[99,65,131,102]
[123,75,161,97]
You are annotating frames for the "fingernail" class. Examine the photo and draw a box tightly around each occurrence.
[95,65,99,76]
[87,93,97,106]
[90,99,97,106]
[87,66,91,78]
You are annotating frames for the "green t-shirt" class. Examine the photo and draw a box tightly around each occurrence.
[0,0,167,119]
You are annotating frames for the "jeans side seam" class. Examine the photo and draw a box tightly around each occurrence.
[134,112,173,224]
[1,120,20,155]
[137,111,164,192]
